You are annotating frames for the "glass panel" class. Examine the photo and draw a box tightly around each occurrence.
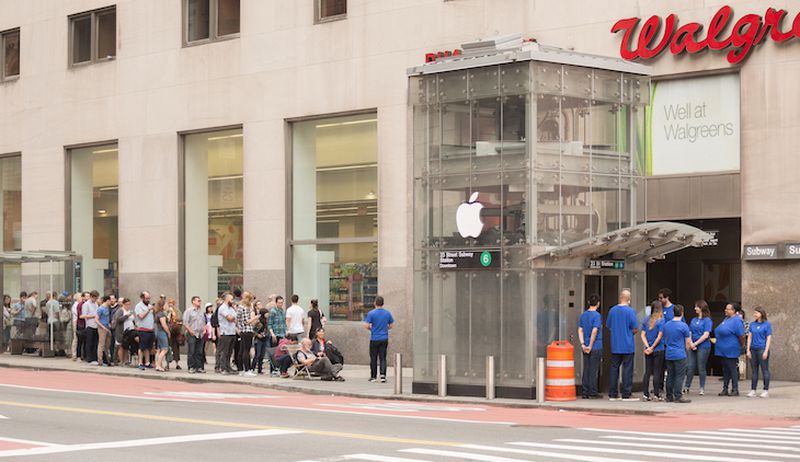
[184,129,243,304]
[589,101,625,174]
[71,15,92,64]
[533,62,561,95]
[467,66,499,99]
[217,0,240,36]
[3,30,20,77]
[560,96,591,173]
[96,9,116,59]
[501,169,528,246]
[534,93,561,171]
[187,0,211,42]
[471,97,502,172]
[431,173,469,248]
[292,113,378,241]
[533,170,560,246]
[501,270,531,385]
[591,174,623,235]
[560,172,591,244]
[632,105,646,176]
[319,0,347,19]
[500,94,527,170]
[562,65,592,99]
[500,62,530,96]
[438,70,468,103]
[440,101,470,173]
[293,242,376,321]
[593,69,623,103]
[0,156,21,251]
[70,144,119,294]
[467,270,502,384]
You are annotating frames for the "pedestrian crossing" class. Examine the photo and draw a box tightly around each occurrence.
[298,425,800,462]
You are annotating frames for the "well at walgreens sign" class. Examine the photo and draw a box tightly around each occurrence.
[612,6,800,64]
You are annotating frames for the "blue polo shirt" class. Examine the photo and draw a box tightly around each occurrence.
[690,317,713,349]
[663,319,691,360]
[97,305,110,328]
[641,317,665,352]
[365,308,394,341]
[605,304,638,354]
[578,310,602,348]
[750,320,772,349]
[714,316,745,358]
[662,303,675,322]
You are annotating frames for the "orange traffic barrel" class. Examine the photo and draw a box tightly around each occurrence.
[545,340,576,402]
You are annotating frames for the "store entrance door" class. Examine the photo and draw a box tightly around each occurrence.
[584,274,620,393]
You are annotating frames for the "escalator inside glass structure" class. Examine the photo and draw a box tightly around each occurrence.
[410,35,710,398]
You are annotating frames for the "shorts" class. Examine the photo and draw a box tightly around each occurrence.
[123,330,138,351]
[156,330,169,350]
[137,330,155,351]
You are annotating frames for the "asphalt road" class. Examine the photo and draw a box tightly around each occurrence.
[1,369,799,462]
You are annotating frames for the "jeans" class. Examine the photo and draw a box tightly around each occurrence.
[581,349,602,396]
[239,332,254,372]
[684,347,711,390]
[643,350,665,397]
[186,335,205,371]
[278,355,293,374]
[369,340,389,379]
[217,335,236,373]
[252,337,269,373]
[750,348,770,390]
[85,327,98,363]
[721,356,739,392]
[665,358,687,400]
[609,353,634,398]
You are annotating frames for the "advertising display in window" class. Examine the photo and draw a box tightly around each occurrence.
[291,113,377,321]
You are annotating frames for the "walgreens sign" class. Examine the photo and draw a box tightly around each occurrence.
[612,6,800,64]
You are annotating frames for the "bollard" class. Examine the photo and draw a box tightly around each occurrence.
[394,353,403,395]
[438,354,447,397]
[486,356,495,400]
[536,357,545,403]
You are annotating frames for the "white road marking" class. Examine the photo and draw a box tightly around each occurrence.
[0,415,7,419]
[318,403,486,413]
[144,391,279,399]
[556,438,800,459]
[581,428,800,446]
[719,429,800,437]
[0,437,60,447]
[344,455,432,462]
[0,383,512,426]
[687,430,800,441]
[602,436,800,453]
[764,428,800,434]
[0,429,300,458]
[408,446,644,462]
[509,442,775,462]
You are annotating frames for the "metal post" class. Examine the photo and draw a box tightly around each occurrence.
[49,261,54,352]
[438,354,447,397]
[486,356,495,400]
[536,357,546,403]
[394,353,403,395]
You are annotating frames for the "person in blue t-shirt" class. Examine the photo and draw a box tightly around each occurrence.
[684,300,713,395]
[363,296,395,383]
[605,290,639,400]
[578,294,603,399]
[662,304,692,403]
[714,302,746,396]
[746,306,773,398]
[640,300,665,401]
[657,288,675,322]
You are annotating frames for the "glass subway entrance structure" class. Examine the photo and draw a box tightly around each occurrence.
[409,35,709,398]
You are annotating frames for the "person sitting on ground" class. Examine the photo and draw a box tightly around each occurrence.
[311,328,344,366]
[296,338,344,382]
[271,334,299,378]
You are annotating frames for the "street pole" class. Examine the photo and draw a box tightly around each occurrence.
[438,354,447,397]
[536,356,545,403]
[486,355,495,400]
[394,353,403,395]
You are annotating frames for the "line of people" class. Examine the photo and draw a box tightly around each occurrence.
[579,288,773,402]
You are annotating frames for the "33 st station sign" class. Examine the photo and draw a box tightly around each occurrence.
[612,6,800,64]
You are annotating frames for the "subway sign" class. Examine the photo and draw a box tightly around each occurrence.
[743,243,800,261]
[612,6,800,64]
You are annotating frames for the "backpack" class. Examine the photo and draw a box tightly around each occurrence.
[326,342,344,365]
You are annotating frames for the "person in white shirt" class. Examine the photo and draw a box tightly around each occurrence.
[81,291,100,365]
[285,294,306,340]
[217,293,238,374]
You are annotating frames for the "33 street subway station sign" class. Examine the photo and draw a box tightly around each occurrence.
[612,6,800,64]
[439,250,500,270]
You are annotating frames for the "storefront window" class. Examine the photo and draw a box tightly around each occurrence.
[69,144,118,294]
[1,155,21,298]
[291,113,378,321]
[183,129,243,304]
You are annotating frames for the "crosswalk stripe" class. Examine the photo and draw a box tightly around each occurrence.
[556,438,800,459]
[344,455,432,462]
[764,429,800,434]
[687,430,800,442]
[401,448,543,462]
[720,429,800,438]
[581,428,800,446]
[509,441,777,462]
[602,436,800,453]
[460,444,647,462]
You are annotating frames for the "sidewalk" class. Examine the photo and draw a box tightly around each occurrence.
[2,353,798,419]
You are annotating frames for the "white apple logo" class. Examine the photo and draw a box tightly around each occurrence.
[456,191,484,238]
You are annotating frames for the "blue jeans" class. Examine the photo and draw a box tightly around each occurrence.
[684,347,711,390]
[581,348,602,396]
[721,357,739,393]
[252,336,269,373]
[665,358,687,400]
[609,353,634,398]
[750,349,770,390]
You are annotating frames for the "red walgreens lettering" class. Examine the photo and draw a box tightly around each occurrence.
[611,6,800,64]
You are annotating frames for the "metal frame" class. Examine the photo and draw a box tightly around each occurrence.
[0,27,21,82]
[314,0,347,24]
[68,6,116,68]
[182,0,241,47]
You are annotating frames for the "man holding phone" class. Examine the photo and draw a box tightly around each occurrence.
[135,291,155,369]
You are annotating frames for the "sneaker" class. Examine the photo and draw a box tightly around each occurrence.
[699,388,704,396]
[138,364,146,370]
[368,378,378,383]
[197,369,206,374]
[188,369,196,374]
[622,396,640,402]
[760,391,769,398]
[221,371,230,375]
[609,396,622,401]
[588,394,603,400]
[280,373,290,378]
[244,371,257,377]
[676,397,692,404]
[718,390,729,396]
[335,376,346,382]
[380,376,387,383]
[89,361,99,366]
[642,394,651,402]
[730,391,740,397]
[747,390,757,398]
[145,363,153,369]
